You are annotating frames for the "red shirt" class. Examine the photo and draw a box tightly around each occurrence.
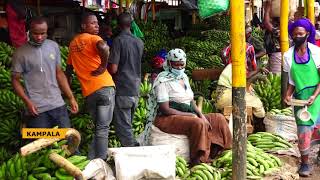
[6,4,27,48]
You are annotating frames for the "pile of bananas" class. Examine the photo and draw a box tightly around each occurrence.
[54,155,90,180]
[0,113,21,147]
[253,73,281,112]
[175,156,189,179]
[0,66,12,90]
[248,132,293,151]
[189,163,221,180]
[140,79,152,97]
[71,114,94,154]
[0,42,14,68]
[0,90,24,116]
[133,97,148,137]
[213,142,283,179]
[269,107,293,116]
[0,147,12,164]
[59,46,69,70]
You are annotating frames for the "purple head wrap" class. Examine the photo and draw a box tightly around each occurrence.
[288,18,316,44]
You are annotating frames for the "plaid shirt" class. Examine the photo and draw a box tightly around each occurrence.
[222,43,257,73]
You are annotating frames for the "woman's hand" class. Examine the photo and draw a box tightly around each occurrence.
[307,95,316,106]
[200,114,212,130]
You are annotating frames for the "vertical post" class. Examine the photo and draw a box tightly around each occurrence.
[126,0,130,9]
[119,0,123,13]
[230,0,247,180]
[37,0,41,16]
[192,10,196,25]
[307,0,315,24]
[280,0,289,107]
[152,0,156,21]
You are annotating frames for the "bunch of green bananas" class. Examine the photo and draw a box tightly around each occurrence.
[0,113,21,147]
[0,66,12,90]
[211,15,231,31]
[253,73,281,112]
[0,42,15,68]
[203,30,230,45]
[59,46,69,71]
[0,147,12,164]
[133,106,148,136]
[70,75,82,95]
[70,114,94,155]
[0,90,24,115]
[188,163,221,180]
[140,80,152,97]
[202,99,215,114]
[213,141,283,180]
[248,132,293,151]
[269,107,293,116]
[54,155,90,180]
[175,156,190,179]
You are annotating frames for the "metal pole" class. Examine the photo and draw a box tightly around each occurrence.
[230,0,247,179]
[280,0,289,107]
[307,0,315,24]
[152,0,156,21]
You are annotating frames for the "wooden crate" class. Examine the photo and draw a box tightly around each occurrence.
[223,106,253,134]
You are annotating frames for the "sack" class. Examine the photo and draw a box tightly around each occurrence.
[264,112,298,141]
[108,145,176,180]
[198,0,230,19]
[270,0,297,18]
[148,125,190,162]
[82,159,116,180]
[131,20,144,39]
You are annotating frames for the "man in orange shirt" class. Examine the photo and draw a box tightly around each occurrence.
[66,13,115,160]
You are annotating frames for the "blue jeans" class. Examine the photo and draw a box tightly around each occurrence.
[113,96,139,146]
[27,105,70,128]
[85,87,115,160]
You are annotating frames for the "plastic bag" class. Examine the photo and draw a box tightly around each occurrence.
[131,20,144,39]
[82,158,116,180]
[198,0,230,19]
[108,145,176,180]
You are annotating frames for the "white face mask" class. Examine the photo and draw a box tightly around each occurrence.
[171,68,185,76]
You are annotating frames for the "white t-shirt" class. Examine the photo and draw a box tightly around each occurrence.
[155,79,194,105]
[283,43,320,86]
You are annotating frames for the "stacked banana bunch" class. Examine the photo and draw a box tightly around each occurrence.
[188,163,221,180]
[213,141,283,179]
[140,80,152,97]
[248,132,293,151]
[269,107,293,116]
[0,42,14,67]
[176,156,190,179]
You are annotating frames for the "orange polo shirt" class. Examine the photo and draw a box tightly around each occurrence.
[67,33,114,97]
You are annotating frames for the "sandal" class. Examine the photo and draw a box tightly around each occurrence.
[298,163,311,177]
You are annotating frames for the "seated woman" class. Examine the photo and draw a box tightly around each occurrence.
[217,40,268,118]
[153,49,232,166]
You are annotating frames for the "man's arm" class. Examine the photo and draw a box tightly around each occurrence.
[56,65,78,114]
[108,63,118,75]
[107,38,121,75]
[65,64,74,85]
[263,1,273,32]
[91,40,110,76]
[12,72,38,116]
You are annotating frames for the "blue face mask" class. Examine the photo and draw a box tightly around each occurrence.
[171,68,185,76]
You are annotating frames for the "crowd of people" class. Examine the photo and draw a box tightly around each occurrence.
[1,0,319,177]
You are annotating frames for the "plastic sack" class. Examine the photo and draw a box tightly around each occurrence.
[82,158,115,180]
[198,0,230,19]
[264,112,298,141]
[131,20,144,39]
[148,125,190,161]
[108,145,176,180]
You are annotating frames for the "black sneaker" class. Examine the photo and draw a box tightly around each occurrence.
[298,163,311,177]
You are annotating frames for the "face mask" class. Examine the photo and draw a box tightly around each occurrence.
[171,68,185,76]
[293,35,307,47]
[28,33,44,46]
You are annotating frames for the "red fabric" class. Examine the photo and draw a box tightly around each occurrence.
[316,40,320,47]
[6,4,27,48]
[222,43,257,74]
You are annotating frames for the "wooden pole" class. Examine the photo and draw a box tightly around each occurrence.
[230,0,247,179]
[37,0,41,16]
[192,10,196,25]
[307,0,315,24]
[280,0,289,107]
[126,0,130,9]
[152,0,156,21]
[119,0,123,13]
